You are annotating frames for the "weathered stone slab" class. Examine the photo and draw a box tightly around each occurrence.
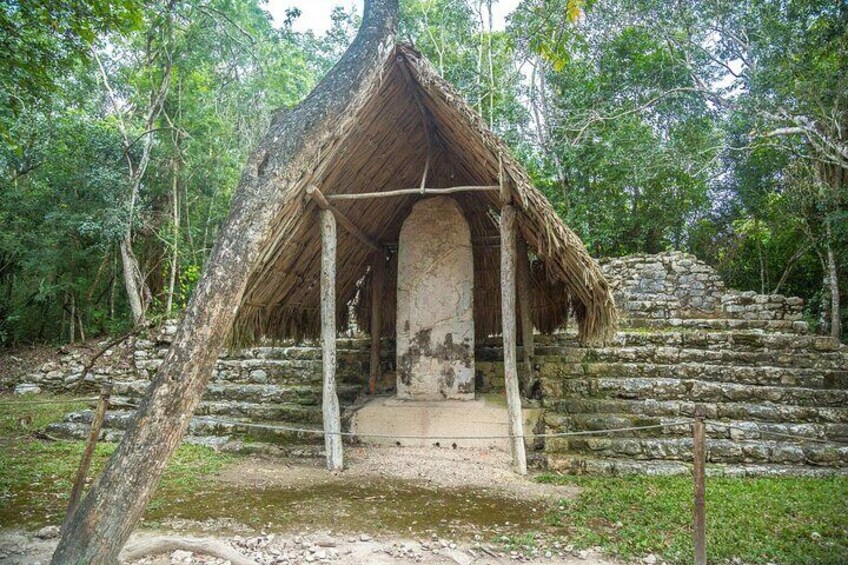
[396,197,475,400]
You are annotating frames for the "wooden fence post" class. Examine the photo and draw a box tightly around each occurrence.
[63,381,112,530]
[693,405,707,565]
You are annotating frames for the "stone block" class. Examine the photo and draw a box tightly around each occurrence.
[396,197,474,400]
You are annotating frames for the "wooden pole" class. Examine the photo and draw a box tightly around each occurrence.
[307,185,382,254]
[693,405,707,565]
[63,382,112,530]
[369,252,385,394]
[320,209,344,471]
[516,236,535,392]
[500,204,528,475]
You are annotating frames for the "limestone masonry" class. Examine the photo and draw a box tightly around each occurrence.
[7,252,847,476]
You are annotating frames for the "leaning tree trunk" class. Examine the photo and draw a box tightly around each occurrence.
[51,1,399,562]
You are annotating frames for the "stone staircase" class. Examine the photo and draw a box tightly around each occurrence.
[537,327,848,476]
[46,342,374,456]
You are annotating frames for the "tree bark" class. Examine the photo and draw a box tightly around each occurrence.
[321,209,343,471]
[825,221,841,341]
[120,236,146,326]
[500,204,528,475]
[165,157,180,315]
[51,2,398,562]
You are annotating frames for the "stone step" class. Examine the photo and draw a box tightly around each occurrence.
[197,401,323,424]
[626,317,808,334]
[547,377,848,407]
[531,346,848,371]
[551,398,848,424]
[49,410,326,445]
[212,357,369,386]
[110,380,361,406]
[546,437,848,466]
[539,362,848,391]
[545,413,848,442]
[541,361,848,389]
[482,330,845,356]
[613,330,843,352]
[546,456,848,477]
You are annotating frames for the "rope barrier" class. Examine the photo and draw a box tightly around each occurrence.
[192,416,694,441]
[3,396,847,445]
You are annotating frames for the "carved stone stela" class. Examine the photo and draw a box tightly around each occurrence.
[396,197,475,399]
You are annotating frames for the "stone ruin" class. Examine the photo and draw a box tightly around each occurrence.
[6,251,847,476]
[601,251,807,333]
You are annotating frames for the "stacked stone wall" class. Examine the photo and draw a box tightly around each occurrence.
[600,252,807,329]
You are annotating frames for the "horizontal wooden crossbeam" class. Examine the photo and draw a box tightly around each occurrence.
[325,185,500,201]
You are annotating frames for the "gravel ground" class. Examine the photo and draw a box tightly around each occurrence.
[0,528,618,564]
[216,446,578,502]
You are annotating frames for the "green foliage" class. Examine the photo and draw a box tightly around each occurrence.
[0,0,845,343]
[0,0,142,114]
[538,473,848,564]
[0,394,233,527]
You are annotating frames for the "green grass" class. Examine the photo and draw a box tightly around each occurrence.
[0,394,233,528]
[537,473,848,564]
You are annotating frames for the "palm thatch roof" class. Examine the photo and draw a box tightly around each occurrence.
[232,43,616,346]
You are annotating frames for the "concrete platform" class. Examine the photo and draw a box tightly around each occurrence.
[349,394,541,450]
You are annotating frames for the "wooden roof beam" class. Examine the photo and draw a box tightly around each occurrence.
[326,185,499,201]
[306,185,383,254]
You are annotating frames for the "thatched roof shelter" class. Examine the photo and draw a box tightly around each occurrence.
[232,43,616,347]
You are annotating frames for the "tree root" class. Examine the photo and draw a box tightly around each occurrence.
[119,536,259,564]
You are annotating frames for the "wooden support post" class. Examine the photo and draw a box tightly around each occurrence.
[369,252,385,395]
[693,405,707,565]
[500,204,528,475]
[63,382,112,530]
[516,236,535,392]
[320,209,343,471]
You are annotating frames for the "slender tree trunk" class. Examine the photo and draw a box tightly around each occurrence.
[69,293,76,344]
[825,221,841,340]
[51,2,398,562]
[166,158,180,315]
[120,236,146,325]
[758,242,766,295]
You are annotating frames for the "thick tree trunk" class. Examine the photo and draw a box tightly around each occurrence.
[51,2,398,562]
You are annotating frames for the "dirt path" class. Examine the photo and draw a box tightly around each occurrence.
[0,447,620,564]
[216,446,578,501]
